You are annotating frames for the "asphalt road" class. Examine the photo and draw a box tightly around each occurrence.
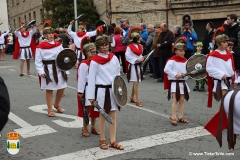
[0,54,239,160]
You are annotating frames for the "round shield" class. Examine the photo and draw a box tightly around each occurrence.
[26,20,36,29]
[96,20,107,34]
[112,75,127,107]
[186,54,206,80]
[56,49,77,71]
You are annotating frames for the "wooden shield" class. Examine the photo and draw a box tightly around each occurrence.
[112,75,127,107]
[26,20,36,29]
[186,54,206,80]
[56,49,77,71]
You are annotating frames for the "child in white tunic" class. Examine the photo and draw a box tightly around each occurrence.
[86,34,124,150]
[125,26,145,107]
[0,29,10,61]
[35,26,67,117]
[13,23,36,76]
[206,34,235,109]
[77,36,100,137]
[67,21,97,66]
[164,42,190,126]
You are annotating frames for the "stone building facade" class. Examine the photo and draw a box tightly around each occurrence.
[93,0,240,41]
[7,0,44,30]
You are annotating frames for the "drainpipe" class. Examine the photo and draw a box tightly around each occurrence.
[109,0,112,24]
[166,0,169,25]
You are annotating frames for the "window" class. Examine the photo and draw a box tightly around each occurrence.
[40,9,43,22]
[33,12,36,20]
[24,15,27,23]
[18,17,20,27]
[29,13,31,21]
[14,19,16,29]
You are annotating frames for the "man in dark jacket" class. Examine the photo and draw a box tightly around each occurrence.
[224,14,240,46]
[156,23,174,82]
[0,76,10,131]
[202,22,215,55]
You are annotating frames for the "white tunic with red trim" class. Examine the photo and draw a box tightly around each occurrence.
[206,49,235,92]
[78,63,91,106]
[15,28,36,60]
[67,25,96,60]
[0,30,10,49]
[164,60,190,94]
[86,52,120,112]
[35,41,67,90]
[125,44,143,82]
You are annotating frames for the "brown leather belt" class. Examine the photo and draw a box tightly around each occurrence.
[168,80,189,102]
[213,77,231,101]
[42,60,67,85]
[127,63,143,82]
[217,89,239,150]
[20,46,31,59]
[95,84,112,114]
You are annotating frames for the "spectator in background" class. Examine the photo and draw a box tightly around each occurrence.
[202,22,215,55]
[111,26,126,74]
[7,33,14,55]
[144,24,155,75]
[68,37,76,52]
[58,28,69,48]
[224,14,240,46]
[181,13,198,59]
[34,29,41,45]
[107,25,115,52]
[156,23,174,82]
[231,37,240,77]
[111,23,116,29]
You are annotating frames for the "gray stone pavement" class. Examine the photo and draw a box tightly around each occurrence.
[0,54,239,160]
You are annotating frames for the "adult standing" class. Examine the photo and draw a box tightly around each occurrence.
[224,14,240,46]
[202,22,215,55]
[111,26,126,74]
[156,23,174,82]
[58,28,69,48]
[181,13,198,59]
[13,23,36,76]
[151,24,161,79]
[34,29,41,45]
[145,24,155,75]
[7,33,14,55]
[0,29,10,61]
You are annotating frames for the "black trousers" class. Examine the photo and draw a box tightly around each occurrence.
[115,51,126,73]
[185,50,194,59]
[154,55,171,79]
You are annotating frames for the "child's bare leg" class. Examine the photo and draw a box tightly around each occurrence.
[171,93,178,119]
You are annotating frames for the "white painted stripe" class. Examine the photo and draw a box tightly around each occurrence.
[9,69,15,71]
[9,112,57,138]
[42,126,210,160]
[9,112,32,128]
[126,103,169,118]
[0,66,17,68]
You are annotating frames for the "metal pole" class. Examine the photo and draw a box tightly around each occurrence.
[74,0,78,31]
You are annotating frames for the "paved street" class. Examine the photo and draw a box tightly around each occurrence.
[0,54,239,160]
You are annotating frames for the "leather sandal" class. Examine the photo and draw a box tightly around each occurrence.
[109,141,124,150]
[82,128,90,137]
[136,101,143,107]
[20,73,24,76]
[91,127,100,135]
[130,97,136,103]
[99,140,108,150]
[54,104,64,113]
[178,117,189,123]
[170,117,177,126]
[48,111,55,117]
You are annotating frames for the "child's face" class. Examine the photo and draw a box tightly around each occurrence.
[175,49,185,57]
[218,41,228,50]
[196,46,202,52]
